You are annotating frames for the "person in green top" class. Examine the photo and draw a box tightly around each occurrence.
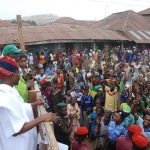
[16,76,29,103]
[15,55,30,102]
[121,104,135,127]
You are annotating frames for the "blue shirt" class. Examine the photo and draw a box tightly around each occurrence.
[108,121,128,142]
[120,95,128,103]
[74,82,85,90]
[81,95,93,111]
[45,68,55,75]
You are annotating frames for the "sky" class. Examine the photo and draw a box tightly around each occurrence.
[0,0,150,20]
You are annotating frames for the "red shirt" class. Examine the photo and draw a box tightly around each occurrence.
[41,87,54,105]
[56,74,64,89]
[55,52,61,61]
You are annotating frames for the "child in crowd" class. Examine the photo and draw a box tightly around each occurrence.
[40,79,55,112]
[86,108,92,138]
[70,86,83,106]
[96,110,112,149]
[81,89,93,125]
[90,107,97,141]
[94,88,105,107]
[67,96,80,141]
[45,62,55,75]
[34,68,46,82]
[120,89,128,104]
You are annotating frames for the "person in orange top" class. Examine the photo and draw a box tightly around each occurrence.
[56,69,64,90]
[40,51,46,70]
[93,51,98,63]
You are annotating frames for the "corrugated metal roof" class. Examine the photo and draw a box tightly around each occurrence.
[125,31,150,43]
[138,8,150,15]
[138,8,150,24]
[91,10,150,43]
[0,24,129,45]
[45,17,96,26]
[0,20,16,27]
[91,10,150,31]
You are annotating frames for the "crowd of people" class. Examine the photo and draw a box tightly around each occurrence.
[0,44,150,150]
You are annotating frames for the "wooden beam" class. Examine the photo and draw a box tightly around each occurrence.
[16,15,25,50]
[34,82,59,150]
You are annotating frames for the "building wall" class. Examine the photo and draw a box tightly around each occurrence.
[26,42,94,54]
[26,43,66,54]
[25,41,149,55]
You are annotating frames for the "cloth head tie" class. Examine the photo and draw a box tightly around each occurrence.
[0,56,18,78]
[76,127,88,135]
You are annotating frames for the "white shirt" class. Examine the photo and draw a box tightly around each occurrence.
[50,53,54,61]
[28,54,34,65]
[70,91,83,102]
[0,84,37,150]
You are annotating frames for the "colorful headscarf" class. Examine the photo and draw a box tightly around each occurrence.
[0,56,18,78]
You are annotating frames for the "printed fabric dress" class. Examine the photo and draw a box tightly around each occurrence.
[67,103,80,141]
[104,86,118,112]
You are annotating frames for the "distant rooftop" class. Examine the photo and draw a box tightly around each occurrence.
[138,8,150,15]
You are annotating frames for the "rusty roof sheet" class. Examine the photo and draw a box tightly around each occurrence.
[138,8,150,23]
[54,17,76,24]
[142,16,150,23]
[138,8,150,15]
[91,10,150,31]
[46,17,96,26]
[124,30,150,43]
[0,23,129,45]
[0,20,16,27]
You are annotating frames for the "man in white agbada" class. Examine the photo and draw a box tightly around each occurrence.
[0,56,57,150]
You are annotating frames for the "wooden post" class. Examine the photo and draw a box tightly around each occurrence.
[16,15,25,50]
[34,82,59,150]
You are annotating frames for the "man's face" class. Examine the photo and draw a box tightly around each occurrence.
[11,69,20,86]
[75,88,80,93]
[95,99,100,107]
[104,113,111,125]
[116,67,120,72]
[9,53,20,62]
[143,115,150,129]
[98,89,103,94]
[59,108,67,116]
[40,69,44,75]
[70,97,77,106]
[76,77,80,82]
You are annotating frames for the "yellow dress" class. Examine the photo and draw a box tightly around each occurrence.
[104,86,118,112]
